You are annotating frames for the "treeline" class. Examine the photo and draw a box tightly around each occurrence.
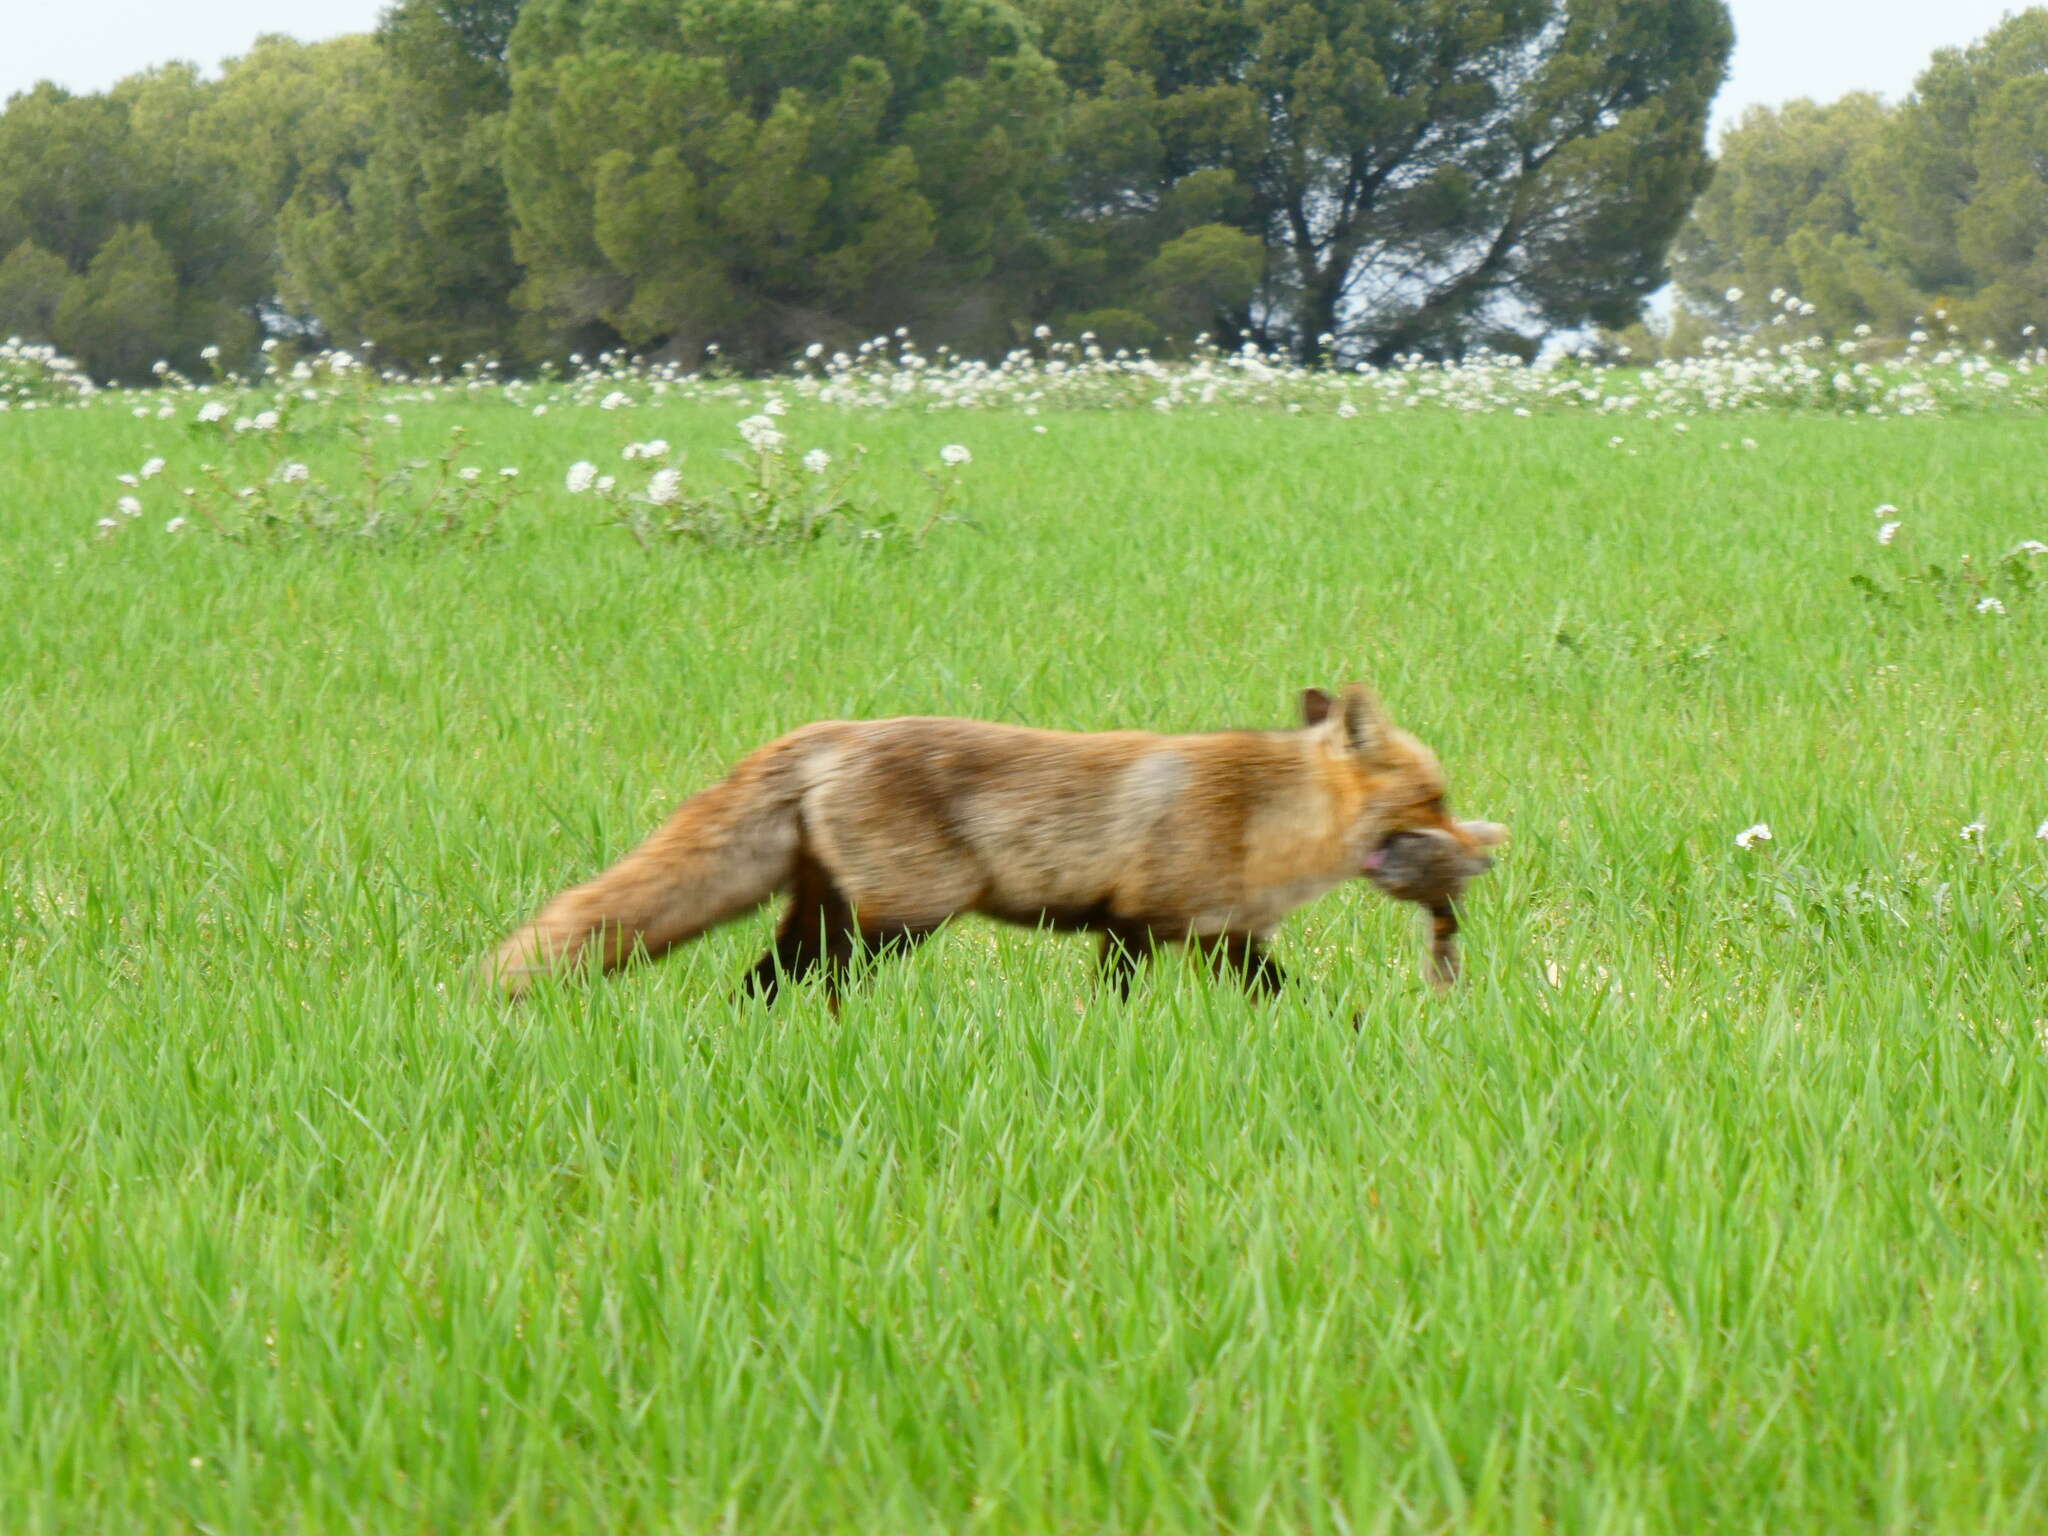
[1661,9,2048,354]
[1,0,1742,382]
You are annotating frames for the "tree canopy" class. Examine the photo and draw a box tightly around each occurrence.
[0,73,265,378]
[1024,0,1733,362]
[19,1,2048,375]
[501,0,1065,365]
[1675,9,2048,350]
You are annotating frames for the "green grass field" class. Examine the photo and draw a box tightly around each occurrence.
[6,388,2048,1532]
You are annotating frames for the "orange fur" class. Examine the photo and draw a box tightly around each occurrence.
[489,684,1485,1000]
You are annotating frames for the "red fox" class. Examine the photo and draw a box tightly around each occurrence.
[490,684,1503,1001]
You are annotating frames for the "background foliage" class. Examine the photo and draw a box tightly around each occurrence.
[5,3,2048,374]
[1673,10,2048,353]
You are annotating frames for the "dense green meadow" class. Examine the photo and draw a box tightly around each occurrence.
[6,378,2048,1531]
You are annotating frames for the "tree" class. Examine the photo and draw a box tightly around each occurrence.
[0,85,150,274]
[1672,9,2048,353]
[1861,9,2048,350]
[52,224,180,383]
[1672,95,1918,338]
[1138,222,1264,337]
[1021,0,1733,362]
[501,0,1066,365]
[273,6,529,365]
[0,240,73,341]
[0,75,264,376]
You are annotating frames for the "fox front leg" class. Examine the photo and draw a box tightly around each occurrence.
[1098,924,1157,997]
[1191,932,1286,997]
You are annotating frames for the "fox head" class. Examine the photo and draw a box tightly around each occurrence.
[1299,683,1506,885]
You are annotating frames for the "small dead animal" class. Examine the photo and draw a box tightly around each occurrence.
[1363,819,1507,986]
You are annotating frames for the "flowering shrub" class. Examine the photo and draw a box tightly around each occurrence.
[24,291,2048,432]
[0,337,95,410]
[95,418,521,548]
[570,414,973,551]
[496,316,2048,422]
[1849,505,2044,626]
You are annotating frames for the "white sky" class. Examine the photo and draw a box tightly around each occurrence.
[0,0,2035,126]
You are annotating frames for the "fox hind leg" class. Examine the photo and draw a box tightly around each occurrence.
[826,922,938,1007]
[741,856,848,1004]
[741,860,937,1006]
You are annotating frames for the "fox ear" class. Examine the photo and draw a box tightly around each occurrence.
[1338,683,1391,759]
[1299,687,1335,726]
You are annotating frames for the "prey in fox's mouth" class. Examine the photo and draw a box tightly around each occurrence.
[1360,821,1508,986]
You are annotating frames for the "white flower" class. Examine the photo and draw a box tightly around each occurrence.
[2011,540,2048,557]
[200,345,220,361]
[805,342,824,359]
[802,449,831,474]
[1735,822,1773,850]
[94,517,119,534]
[278,462,310,484]
[1877,521,1901,545]
[1336,401,1359,419]
[116,496,142,517]
[196,401,228,423]
[261,338,279,353]
[1961,819,1987,843]
[1033,323,1052,340]
[117,473,138,487]
[140,457,164,480]
[165,516,188,533]
[596,474,616,493]
[498,467,519,478]
[737,414,785,450]
[1976,596,2006,615]
[599,391,630,411]
[1874,503,1897,518]
[382,413,401,427]
[458,466,482,482]
[565,461,598,494]
[939,443,972,466]
[1724,287,1743,304]
[2035,818,2048,842]
[645,467,682,504]
[763,398,787,417]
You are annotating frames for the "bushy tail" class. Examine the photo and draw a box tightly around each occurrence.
[488,730,833,997]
